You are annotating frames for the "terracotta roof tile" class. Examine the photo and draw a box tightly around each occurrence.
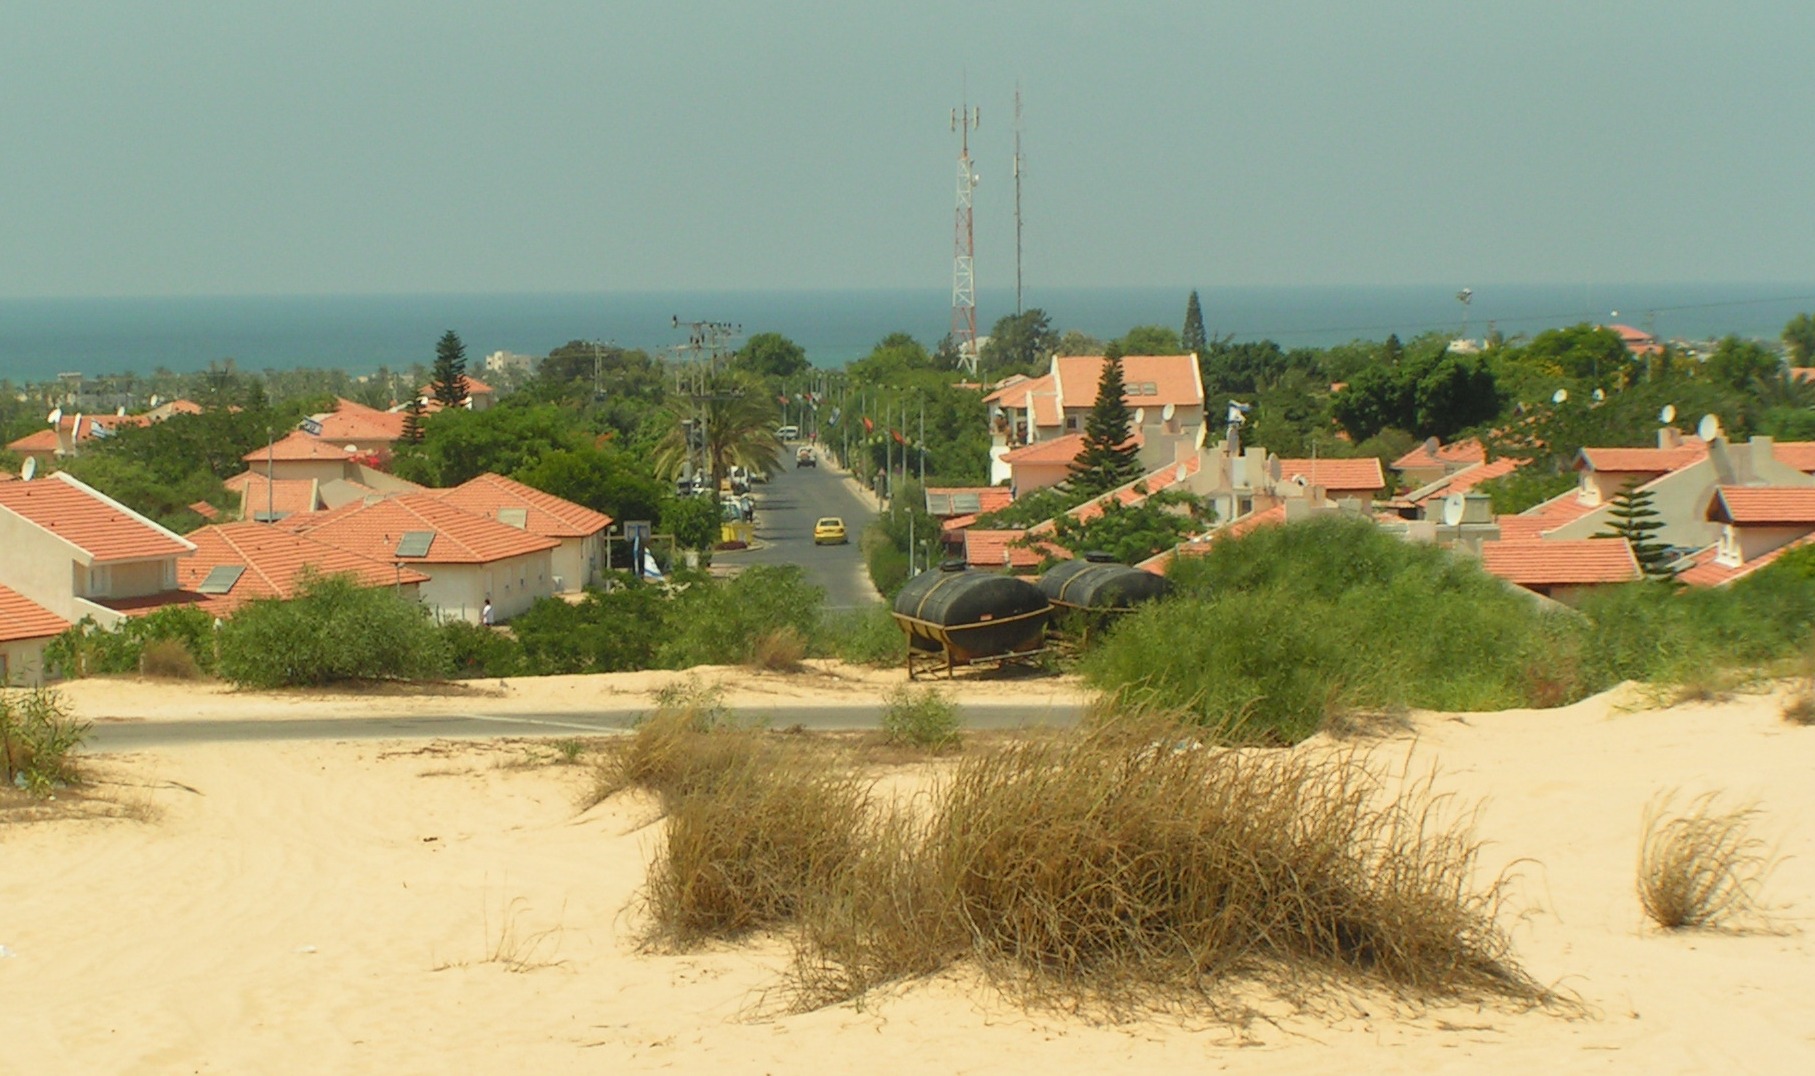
[430,473,611,538]
[287,492,558,564]
[0,584,70,642]
[1479,539,1640,587]
[245,430,354,463]
[1577,444,1708,474]
[1679,532,1815,587]
[1031,457,1202,533]
[1771,441,1815,472]
[1278,457,1385,493]
[416,375,494,397]
[1055,355,1202,409]
[225,471,321,519]
[314,399,407,443]
[168,522,431,617]
[1001,433,1087,466]
[963,529,1067,570]
[0,472,194,564]
[1391,438,1487,471]
[1403,457,1522,504]
[1707,486,1815,526]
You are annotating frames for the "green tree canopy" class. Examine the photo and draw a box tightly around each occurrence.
[1116,324,1183,355]
[391,402,590,487]
[1068,356,1142,494]
[1703,335,1782,392]
[1784,313,1815,365]
[431,330,469,408]
[979,309,1059,377]
[735,332,811,380]
[650,375,783,493]
[1330,337,1498,442]
[847,332,937,383]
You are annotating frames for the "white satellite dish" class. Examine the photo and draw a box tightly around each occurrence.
[1441,495,1466,527]
[1132,407,1146,425]
[1659,404,1677,424]
[1552,389,1569,405]
[1697,413,1722,442]
[149,395,161,408]
[1592,388,1606,403]
[20,457,37,481]
[47,407,62,427]
[1161,402,1176,421]
[344,444,359,454]
[116,405,126,416]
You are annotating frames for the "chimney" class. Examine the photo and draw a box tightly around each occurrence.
[1658,426,1683,449]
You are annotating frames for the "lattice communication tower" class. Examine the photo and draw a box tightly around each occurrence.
[951,101,980,375]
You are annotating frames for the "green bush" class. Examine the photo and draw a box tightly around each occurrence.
[657,565,825,668]
[1,687,90,796]
[510,577,669,673]
[824,604,905,667]
[442,620,527,678]
[881,685,961,750]
[217,571,450,688]
[45,605,218,679]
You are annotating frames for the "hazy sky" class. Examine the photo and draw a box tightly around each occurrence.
[4,1,1810,298]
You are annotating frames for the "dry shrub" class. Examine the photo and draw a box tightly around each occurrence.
[751,627,808,673]
[139,638,203,680]
[1783,691,1815,726]
[881,685,961,751]
[1638,792,1779,930]
[645,754,869,945]
[587,684,754,807]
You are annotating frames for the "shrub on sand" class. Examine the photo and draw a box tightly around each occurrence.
[824,604,905,667]
[587,680,757,807]
[751,627,808,673]
[139,638,203,680]
[1637,792,1779,930]
[1,688,91,797]
[881,685,961,750]
[1783,692,1815,726]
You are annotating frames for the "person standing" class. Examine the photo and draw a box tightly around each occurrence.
[481,598,494,626]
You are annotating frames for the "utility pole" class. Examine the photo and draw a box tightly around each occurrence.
[951,95,980,375]
[671,317,742,493]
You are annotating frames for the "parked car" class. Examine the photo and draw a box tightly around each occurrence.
[813,517,847,545]
[796,446,816,468]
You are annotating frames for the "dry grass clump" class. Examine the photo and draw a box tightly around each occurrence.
[880,685,961,751]
[627,708,1548,1017]
[587,680,752,807]
[1637,791,1779,931]
[750,627,809,672]
[139,638,204,679]
[1783,691,1815,726]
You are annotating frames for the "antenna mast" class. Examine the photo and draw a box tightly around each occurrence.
[951,95,980,375]
[1013,83,1024,316]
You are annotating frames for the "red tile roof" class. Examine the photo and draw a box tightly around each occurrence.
[172,522,432,617]
[0,584,70,642]
[1679,532,1815,587]
[1403,457,1523,504]
[1771,441,1815,472]
[287,492,559,564]
[1001,433,1087,466]
[1577,444,1708,474]
[1509,489,1598,537]
[985,373,1062,427]
[1707,487,1815,526]
[941,512,982,533]
[963,529,1067,570]
[0,472,194,564]
[314,399,407,443]
[245,430,354,463]
[1055,355,1203,409]
[6,429,61,454]
[1479,539,1640,587]
[225,471,321,518]
[1391,438,1487,471]
[1031,457,1202,533]
[430,473,611,538]
[416,375,494,397]
[1278,457,1386,493]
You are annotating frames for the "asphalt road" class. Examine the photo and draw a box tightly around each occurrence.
[85,700,1085,751]
[721,443,881,610]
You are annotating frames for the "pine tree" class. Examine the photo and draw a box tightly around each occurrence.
[1182,290,1208,356]
[1068,351,1142,494]
[401,396,425,445]
[1596,481,1677,580]
[431,330,469,409]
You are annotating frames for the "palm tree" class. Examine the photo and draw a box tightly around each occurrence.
[651,375,784,494]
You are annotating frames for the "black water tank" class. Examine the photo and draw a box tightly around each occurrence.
[1037,557,1174,611]
[892,565,1051,659]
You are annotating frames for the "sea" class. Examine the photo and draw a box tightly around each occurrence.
[4,283,1814,385]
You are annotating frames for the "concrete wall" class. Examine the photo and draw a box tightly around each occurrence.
[416,550,555,623]
[1012,460,1073,494]
[0,638,52,687]
[0,509,83,623]
[257,459,348,484]
[1727,523,1813,566]
[551,534,602,592]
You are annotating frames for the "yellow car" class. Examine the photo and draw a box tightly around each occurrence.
[813,517,848,545]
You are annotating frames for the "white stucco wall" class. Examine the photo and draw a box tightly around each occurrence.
[1,638,53,687]
[414,550,555,623]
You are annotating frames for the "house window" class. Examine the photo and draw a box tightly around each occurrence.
[1064,415,1081,432]
[87,566,111,597]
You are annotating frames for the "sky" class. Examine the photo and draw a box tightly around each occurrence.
[3,1,1812,298]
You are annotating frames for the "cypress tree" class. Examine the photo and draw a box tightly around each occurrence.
[1182,290,1208,356]
[1068,351,1142,494]
[401,396,425,445]
[1596,481,1677,580]
[431,330,469,409]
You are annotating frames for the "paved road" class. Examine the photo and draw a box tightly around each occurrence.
[721,444,880,610]
[85,700,1084,752]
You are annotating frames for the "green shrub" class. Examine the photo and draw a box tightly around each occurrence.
[139,638,203,679]
[442,620,526,678]
[880,685,961,750]
[824,604,905,667]
[1,687,91,797]
[510,577,667,674]
[44,605,218,679]
[217,571,450,688]
[657,565,825,668]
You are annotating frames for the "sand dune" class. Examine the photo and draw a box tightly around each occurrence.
[4,679,1813,1072]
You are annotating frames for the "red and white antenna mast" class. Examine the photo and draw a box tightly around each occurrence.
[951,97,980,375]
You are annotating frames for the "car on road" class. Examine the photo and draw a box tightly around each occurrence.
[777,425,799,441]
[796,446,816,468]
[813,517,847,545]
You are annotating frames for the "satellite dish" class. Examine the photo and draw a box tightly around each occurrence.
[1659,404,1677,424]
[116,405,126,417]
[1424,435,1440,454]
[1697,414,1722,442]
[149,395,161,407]
[1133,407,1146,425]
[1592,388,1606,403]
[47,407,62,426]
[20,457,36,481]
[344,444,359,454]
[1293,474,1309,488]
[1552,389,1569,405]
[1162,402,1176,421]
[1441,495,1466,527]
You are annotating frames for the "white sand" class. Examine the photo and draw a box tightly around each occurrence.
[4,680,1815,1072]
